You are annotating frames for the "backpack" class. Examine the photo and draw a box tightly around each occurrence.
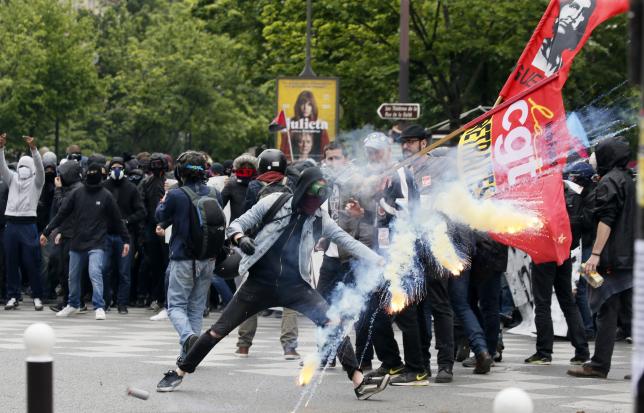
[180,186,226,260]
[256,177,292,200]
[565,185,584,247]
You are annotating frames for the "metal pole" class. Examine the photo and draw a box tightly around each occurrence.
[399,0,410,103]
[24,323,55,413]
[300,0,316,77]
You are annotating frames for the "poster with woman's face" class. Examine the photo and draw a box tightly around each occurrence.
[276,77,338,162]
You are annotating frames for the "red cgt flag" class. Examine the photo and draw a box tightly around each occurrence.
[458,74,573,265]
[499,0,628,100]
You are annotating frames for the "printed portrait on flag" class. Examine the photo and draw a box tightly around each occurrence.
[532,0,597,76]
[276,77,338,162]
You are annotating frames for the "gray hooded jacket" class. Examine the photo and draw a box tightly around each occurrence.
[0,148,45,218]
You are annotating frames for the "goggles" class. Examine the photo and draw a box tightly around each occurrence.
[307,180,329,198]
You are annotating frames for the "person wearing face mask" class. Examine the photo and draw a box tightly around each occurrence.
[156,167,390,400]
[37,151,58,300]
[222,155,257,222]
[41,163,130,320]
[0,134,46,311]
[102,157,146,314]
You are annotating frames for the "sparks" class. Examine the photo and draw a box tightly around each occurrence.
[297,356,318,387]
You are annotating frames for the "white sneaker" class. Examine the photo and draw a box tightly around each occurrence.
[4,297,18,310]
[150,308,168,321]
[56,305,79,317]
[95,308,106,320]
[34,298,43,311]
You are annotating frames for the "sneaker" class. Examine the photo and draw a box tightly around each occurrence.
[390,370,430,386]
[235,347,249,358]
[284,350,301,360]
[524,353,552,365]
[117,306,128,315]
[78,305,88,313]
[33,298,43,311]
[319,358,336,369]
[355,374,390,400]
[364,365,405,380]
[150,309,168,321]
[570,356,589,365]
[260,310,273,317]
[157,370,183,392]
[566,364,607,379]
[149,301,161,312]
[56,305,79,317]
[272,310,283,319]
[435,367,453,383]
[4,298,18,310]
[462,356,476,368]
[95,308,106,320]
[49,303,64,313]
[494,352,503,363]
[474,352,493,374]
[626,336,633,344]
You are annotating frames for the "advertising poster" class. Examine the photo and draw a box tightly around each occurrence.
[276,77,338,162]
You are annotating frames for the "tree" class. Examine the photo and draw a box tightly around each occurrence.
[0,0,103,157]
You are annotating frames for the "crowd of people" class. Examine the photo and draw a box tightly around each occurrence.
[0,124,634,399]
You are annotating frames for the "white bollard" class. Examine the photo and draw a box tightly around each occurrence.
[493,387,534,413]
[24,323,55,413]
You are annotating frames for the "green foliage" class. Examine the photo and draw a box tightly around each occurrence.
[0,0,632,159]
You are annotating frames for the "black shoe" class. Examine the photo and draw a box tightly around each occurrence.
[135,298,145,308]
[493,352,503,363]
[570,356,589,365]
[272,310,283,318]
[157,370,183,392]
[364,365,405,380]
[456,343,470,362]
[78,305,88,313]
[435,367,453,383]
[260,310,273,317]
[118,306,128,315]
[49,303,64,313]
[390,370,429,386]
[462,356,476,368]
[524,353,552,365]
[474,352,493,374]
[355,374,390,400]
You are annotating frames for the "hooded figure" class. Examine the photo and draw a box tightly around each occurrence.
[292,166,329,216]
[0,140,46,310]
[221,154,257,222]
[38,151,58,231]
[85,163,104,190]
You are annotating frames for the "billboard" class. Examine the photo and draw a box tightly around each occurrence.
[276,77,339,162]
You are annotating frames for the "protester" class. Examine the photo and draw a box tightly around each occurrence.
[0,134,46,311]
[156,167,390,400]
[42,163,130,320]
[103,157,146,314]
[568,137,635,379]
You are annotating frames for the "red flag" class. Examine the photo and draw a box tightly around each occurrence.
[268,110,287,132]
[499,0,628,100]
[458,74,572,264]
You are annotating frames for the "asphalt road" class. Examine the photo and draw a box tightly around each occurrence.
[0,305,633,413]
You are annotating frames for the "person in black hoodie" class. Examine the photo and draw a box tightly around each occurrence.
[568,137,635,379]
[47,160,83,312]
[222,154,257,221]
[41,163,130,320]
[103,157,146,314]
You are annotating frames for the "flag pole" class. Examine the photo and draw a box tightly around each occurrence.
[286,129,295,163]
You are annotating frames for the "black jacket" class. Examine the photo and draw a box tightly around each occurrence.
[139,174,165,225]
[37,179,56,232]
[103,178,146,234]
[44,185,130,251]
[594,138,635,271]
[221,179,249,221]
[52,161,83,238]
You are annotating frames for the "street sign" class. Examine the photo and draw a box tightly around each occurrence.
[377,103,421,120]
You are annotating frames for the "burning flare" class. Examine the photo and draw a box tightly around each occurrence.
[298,355,319,386]
[388,287,407,314]
[433,185,543,235]
[427,221,466,276]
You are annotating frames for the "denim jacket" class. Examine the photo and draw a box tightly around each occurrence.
[227,193,382,281]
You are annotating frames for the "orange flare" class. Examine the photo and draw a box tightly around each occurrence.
[388,289,407,314]
[298,357,317,386]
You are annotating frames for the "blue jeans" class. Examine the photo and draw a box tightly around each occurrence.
[211,274,233,306]
[69,249,105,309]
[102,234,131,306]
[4,222,43,300]
[167,259,214,357]
[449,270,488,355]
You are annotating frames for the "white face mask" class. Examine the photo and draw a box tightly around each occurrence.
[18,167,31,179]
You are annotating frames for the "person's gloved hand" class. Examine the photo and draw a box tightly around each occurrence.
[238,236,256,255]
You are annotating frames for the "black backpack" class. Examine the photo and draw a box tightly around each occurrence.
[181,186,226,260]
[565,185,584,247]
[256,177,292,200]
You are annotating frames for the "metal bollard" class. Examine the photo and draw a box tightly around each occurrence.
[24,323,55,413]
